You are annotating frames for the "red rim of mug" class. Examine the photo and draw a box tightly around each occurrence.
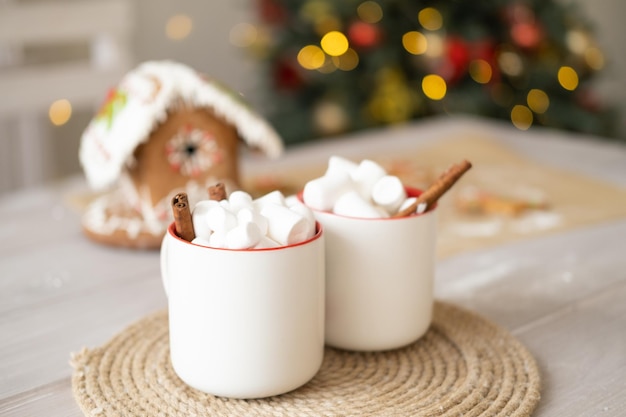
[167,221,323,251]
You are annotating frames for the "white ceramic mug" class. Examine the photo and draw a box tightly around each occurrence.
[160,222,325,398]
[304,187,437,351]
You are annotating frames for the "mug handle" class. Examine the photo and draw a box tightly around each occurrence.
[160,231,170,298]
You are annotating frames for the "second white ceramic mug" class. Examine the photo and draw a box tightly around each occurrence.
[305,187,437,351]
[160,222,325,398]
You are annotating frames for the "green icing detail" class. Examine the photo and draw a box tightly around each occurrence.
[95,88,128,130]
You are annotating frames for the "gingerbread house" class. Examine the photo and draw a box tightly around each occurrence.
[79,60,283,249]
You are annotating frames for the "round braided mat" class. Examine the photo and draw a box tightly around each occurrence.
[70,302,541,416]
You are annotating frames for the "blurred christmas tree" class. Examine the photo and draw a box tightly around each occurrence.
[245,0,617,144]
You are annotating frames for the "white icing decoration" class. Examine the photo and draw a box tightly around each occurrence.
[82,177,234,239]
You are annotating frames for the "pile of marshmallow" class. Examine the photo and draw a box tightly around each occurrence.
[303,156,419,218]
[191,190,316,249]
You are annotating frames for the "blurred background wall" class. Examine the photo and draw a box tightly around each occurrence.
[0,0,624,195]
[563,0,626,134]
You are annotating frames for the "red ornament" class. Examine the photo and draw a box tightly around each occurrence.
[437,37,499,85]
[502,2,543,49]
[347,21,381,48]
[502,2,535,25]
[274,59,303,91]
[576,88,604,112]
[257,0,287,25]
[441,36,470,83]
[511,21,543,49]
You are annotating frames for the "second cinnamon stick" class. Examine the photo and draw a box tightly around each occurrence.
[208,183,227,201]
[393,159,472,218]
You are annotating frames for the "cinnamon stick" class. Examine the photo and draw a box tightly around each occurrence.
[393,159,472,218]
[172,192,188,205]
[171,193,195,241]
[208,183,227,201]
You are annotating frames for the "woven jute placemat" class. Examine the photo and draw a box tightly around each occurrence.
[70,302,541,416]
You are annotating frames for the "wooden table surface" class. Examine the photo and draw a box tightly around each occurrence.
[1,116,625,416]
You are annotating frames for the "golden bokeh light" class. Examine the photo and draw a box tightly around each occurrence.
[166,14,193,40]
[332,48,359,71]
[49,99,72,126]
[298,45,326,70]
[357,1,383,23]
[511,105,533,130]
[424,33,444,57]
[527,89,550,113]
[498,51,523,76]
[584,47,605,70]
[229,22,257,48]
[418,7,443,31]
[557,66,579,91]
[317,58,337,74]
[422,74,447,100]
[469,59,492,84]
[321,31,349,56]
[565,29,589,54]
[402,31,428,55]
[313,100,349,135]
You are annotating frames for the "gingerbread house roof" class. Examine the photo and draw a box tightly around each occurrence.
[79,60,283,190]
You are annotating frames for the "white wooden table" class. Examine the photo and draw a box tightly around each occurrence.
[1,116,625,416]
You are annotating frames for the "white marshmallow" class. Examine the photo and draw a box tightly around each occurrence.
[237,207,268,236]
[284,194,301,207]
[371,175,407,214]
[253,235,282,249]
[226,221,262,249]
[399,197,417,212]
[333,190,382,219]
[194,199,220,212]
[325,155,358,177]
[376,206,391,218]
[191,236,212,247]
[192,200,220,240]
[261,203,311,246]
[208,230,227,248]
[288,201,316,239]
[253,190,286,210]
[302,170,354,211]
[398,197,426,215]
[351,159,387,200]
[205,205,237,233]
[228,190,254,213]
